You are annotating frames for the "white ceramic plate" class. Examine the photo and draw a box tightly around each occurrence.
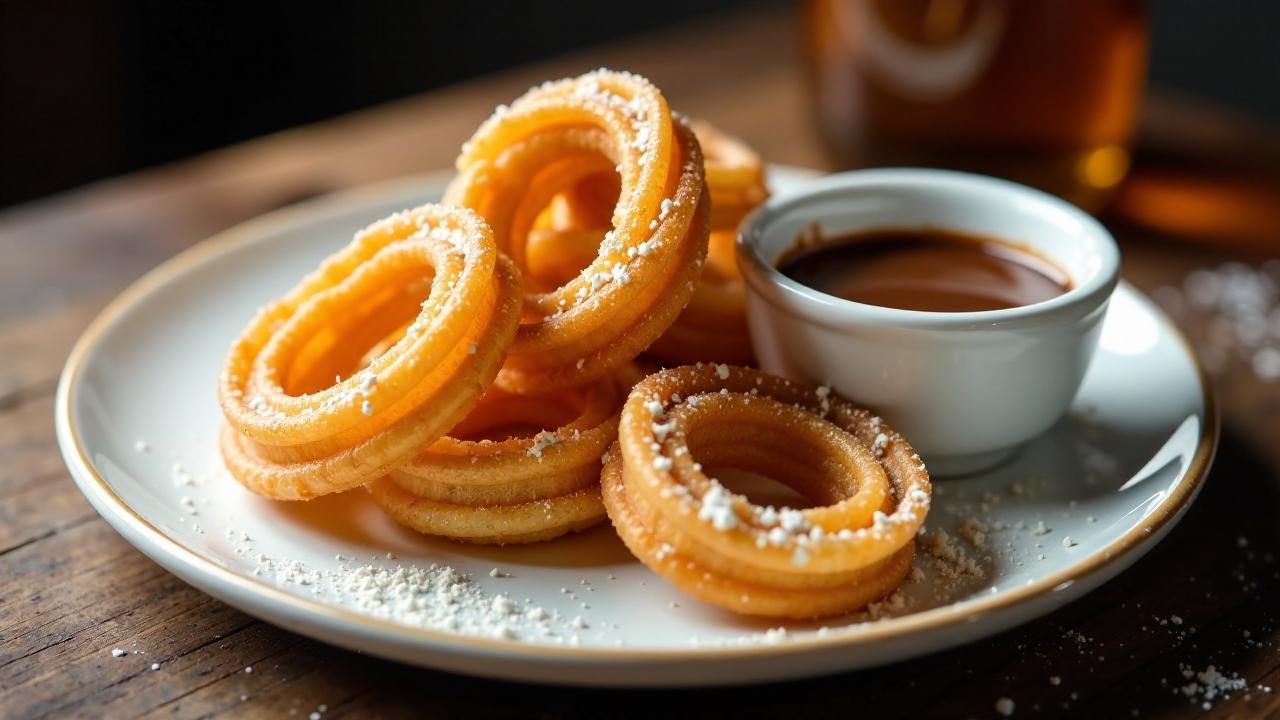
[56,168,1215,687]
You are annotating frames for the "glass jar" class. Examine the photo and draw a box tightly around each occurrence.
[804,0,1147,211]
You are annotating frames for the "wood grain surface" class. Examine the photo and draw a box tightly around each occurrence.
[2,6,1278,718]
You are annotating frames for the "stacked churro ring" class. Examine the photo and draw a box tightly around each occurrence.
[369,375,623,544]
[691,120,769,242]
[647,121,768,366]
[601,364,931,618]
[367,70,710,543]
[219,205,522,500]
[445,70,711,395]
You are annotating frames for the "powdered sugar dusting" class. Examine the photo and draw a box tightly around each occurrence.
[230,536,584,644]
[527,430,559,459]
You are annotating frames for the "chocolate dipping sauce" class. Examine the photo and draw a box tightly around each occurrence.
[778,228,1071,312]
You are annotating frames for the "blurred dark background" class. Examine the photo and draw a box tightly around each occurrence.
[1,0,1278,209]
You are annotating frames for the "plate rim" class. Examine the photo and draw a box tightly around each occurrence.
[54,168,1219,665]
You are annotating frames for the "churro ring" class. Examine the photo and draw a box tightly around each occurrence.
[645,230,754,364]
[218,205,522,500]
[370,375,626,544]
[691,120,768,232]
[601,365,931,618]
[647,121,767,365]
[445,70,710,394]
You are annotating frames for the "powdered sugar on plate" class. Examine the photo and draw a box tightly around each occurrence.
[228,530,587,644]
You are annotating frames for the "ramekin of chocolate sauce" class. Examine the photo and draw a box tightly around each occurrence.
[737,169,1120,475]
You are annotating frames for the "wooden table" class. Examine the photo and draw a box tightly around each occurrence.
[3,6,1278,718]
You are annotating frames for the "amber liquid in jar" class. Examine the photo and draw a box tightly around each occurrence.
[804,0,1147,211]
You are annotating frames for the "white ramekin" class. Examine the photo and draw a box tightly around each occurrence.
[737,168,1121,475]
